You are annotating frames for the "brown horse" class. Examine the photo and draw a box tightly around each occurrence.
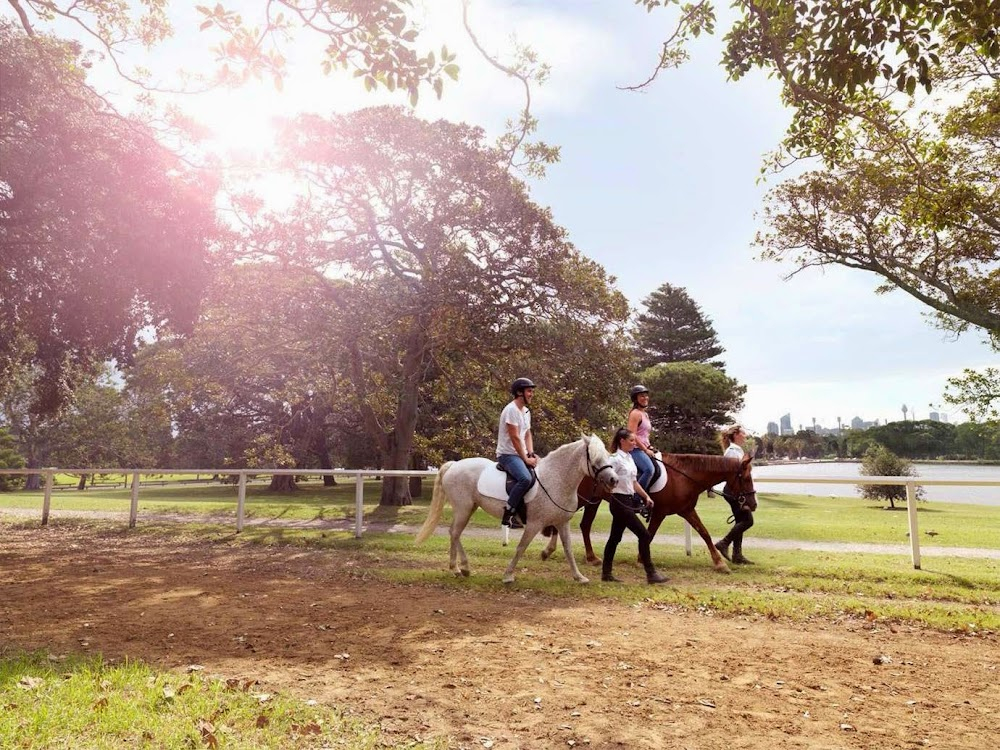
[541,453,757,573]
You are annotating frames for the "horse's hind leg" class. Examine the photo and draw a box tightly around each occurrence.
[579,502,601,565]
[502,525,542,584]
[558,522,589,583]
[682,509,730,574]
[540,530,558,561]
[449,502,476,577]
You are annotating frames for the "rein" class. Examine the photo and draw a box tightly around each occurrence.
[652,454,755,509]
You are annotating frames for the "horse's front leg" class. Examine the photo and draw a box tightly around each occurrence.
[579,501,601,565]
[501,524,541,584]
[557,521,589,584]
[681,509,730,574]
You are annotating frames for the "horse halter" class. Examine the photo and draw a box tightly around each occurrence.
[723,466,757,512]
[585,439,615,486]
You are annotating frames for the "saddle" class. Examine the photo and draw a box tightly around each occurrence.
[476,463,535,526]
[647,451,667,494]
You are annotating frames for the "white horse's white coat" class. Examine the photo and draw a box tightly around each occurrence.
[415,435,615,584]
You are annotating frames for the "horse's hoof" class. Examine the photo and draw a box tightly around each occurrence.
[502,575,515,585]
[587,557,602,567]
[540,549,551,561]
[715,564,731,575]
[576,576,590,584]
[461,569,471,577]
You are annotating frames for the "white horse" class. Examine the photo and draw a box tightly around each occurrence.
[415,435,617,584]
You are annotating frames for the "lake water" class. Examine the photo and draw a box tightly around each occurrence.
[753,461,1000,505]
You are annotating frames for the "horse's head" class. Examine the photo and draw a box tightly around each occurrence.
[583,434,616,493]
[724,455,757,512]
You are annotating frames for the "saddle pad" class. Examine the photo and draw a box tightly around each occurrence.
[477,465,509,501]
[648,452,668,494]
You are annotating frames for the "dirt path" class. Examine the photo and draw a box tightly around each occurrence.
[1,525,996,749]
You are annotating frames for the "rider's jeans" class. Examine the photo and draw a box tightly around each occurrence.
[497,453,532,511]
[631,448,654,490]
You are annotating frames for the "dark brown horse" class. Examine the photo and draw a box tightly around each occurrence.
[541,453,757,573]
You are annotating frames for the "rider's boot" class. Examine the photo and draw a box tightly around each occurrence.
[731,535,754,565]
[501,505,515,528]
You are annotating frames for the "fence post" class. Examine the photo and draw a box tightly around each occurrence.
[236,472,247,533]
[683,520,692,556]
[41,470,54,526]
[906,480,921,570]
[129,471,140,528]
[355,472,364,539]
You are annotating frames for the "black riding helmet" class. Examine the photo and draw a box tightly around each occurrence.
[511,377,536,396]
[629,384,649,405]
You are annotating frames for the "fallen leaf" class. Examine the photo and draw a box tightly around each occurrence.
[697,699,716,708]
[255,714,269,728]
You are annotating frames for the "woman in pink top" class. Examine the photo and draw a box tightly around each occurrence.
[627,385,656,490]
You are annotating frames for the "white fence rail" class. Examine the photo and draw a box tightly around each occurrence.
[1,468,997,570]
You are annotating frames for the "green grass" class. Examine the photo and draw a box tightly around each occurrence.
[0,649,441,749]
[3,481,999,549]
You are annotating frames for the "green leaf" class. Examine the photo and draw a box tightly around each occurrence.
[444,64,459,81]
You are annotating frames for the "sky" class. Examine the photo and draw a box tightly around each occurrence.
[14,0,995,433]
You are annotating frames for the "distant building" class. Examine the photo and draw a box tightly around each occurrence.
[851,416,864,430]
[940,413,949,423]
[929,411,941,422]
[766,421,779,436]
[779,413,792,436]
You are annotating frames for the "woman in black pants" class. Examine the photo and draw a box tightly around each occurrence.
[602,427,669,585]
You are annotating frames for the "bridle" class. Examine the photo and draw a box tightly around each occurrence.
[585,438,616,486]
[537,439,616,514]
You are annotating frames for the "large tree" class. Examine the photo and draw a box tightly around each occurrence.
[634,283,725,369]
[639,361,746,453]
[249,106,628,505]
[0,25,218,411]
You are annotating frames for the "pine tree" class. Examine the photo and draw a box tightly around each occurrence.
[635,283,725,369]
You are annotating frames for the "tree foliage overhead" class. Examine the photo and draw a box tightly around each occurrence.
[757,70,1000,347]
[2,0,454,100]
[945,367,1000,422]
[0,24,218,411]
[634,1,1000,160]
[634,282,725,369]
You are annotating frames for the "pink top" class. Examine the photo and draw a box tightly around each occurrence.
[632,409,651,449]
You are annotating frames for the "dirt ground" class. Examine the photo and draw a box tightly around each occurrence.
[1,525,996,750]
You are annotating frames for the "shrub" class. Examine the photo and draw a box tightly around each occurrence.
[0,427,26,491]
[858,445,923,509]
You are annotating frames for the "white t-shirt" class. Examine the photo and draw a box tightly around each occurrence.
[724,443,745,461]
[609,448,638,495]
[496,400,531,457]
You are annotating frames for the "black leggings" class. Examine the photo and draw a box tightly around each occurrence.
[602,494,653,573]
[724,494,754,536]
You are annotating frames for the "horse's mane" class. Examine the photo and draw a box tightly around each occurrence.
[665,454,742,473]
[541,434,608,463]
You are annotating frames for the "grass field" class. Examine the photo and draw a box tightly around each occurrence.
[0,649,442,749]
[2,478,999,549]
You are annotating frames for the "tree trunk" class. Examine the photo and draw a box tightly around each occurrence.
[316,435,337,487]
[268,474,298,492]
[377,327,428,507]
[77,474,87,490]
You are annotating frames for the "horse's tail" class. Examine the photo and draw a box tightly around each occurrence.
[415,461,454,544]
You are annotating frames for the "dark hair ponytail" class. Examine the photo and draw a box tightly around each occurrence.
[611,427,633,453]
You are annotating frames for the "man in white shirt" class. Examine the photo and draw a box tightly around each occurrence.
[497,377,537,528]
